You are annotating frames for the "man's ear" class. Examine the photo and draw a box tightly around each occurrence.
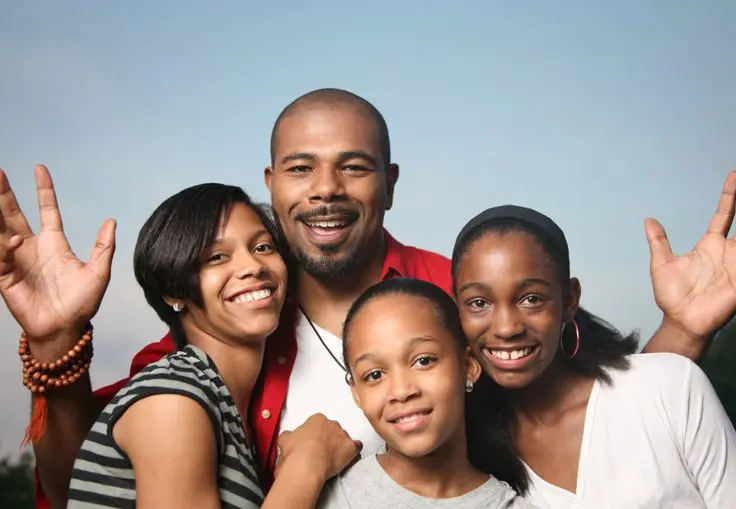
[264,166,274,193]
[385,163,399,211]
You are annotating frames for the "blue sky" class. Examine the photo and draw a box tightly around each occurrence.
[0,1,734,455]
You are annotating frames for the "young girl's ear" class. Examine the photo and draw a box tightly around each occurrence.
[464,347,482,383]
[350,384,362,410]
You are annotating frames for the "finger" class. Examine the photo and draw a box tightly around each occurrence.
[0,235,24,272]
[0,169,33,236]
[644,218,675,269]
[707,170,736,237]
[35,165,65,232]
[88,219,116,282]
[353,440,363,453]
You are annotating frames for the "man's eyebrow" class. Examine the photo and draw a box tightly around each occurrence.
[280,152,316,165]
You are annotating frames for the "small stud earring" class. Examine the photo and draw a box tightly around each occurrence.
[173,303,182,313]
[465,379,474,393]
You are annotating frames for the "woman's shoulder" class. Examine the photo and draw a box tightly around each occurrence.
[600,352,705,412]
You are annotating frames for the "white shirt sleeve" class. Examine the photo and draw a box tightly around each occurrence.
[676,356,736,507]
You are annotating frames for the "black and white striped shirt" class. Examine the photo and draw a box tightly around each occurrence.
[68,345,264,508]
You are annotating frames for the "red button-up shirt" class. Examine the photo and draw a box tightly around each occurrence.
[35,231,451,507]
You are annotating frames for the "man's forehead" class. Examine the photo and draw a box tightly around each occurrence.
[273,106,383,159]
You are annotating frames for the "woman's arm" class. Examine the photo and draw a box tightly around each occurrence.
[113,394,221,509]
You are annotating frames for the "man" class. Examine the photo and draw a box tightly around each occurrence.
[0,89,734,508]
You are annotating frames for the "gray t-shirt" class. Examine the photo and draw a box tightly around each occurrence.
[317,455,539,509]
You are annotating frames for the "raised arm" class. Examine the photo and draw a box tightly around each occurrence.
[0,165,115,507]
[642,170,736,362]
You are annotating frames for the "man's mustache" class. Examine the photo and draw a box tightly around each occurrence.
[295,205,360,222]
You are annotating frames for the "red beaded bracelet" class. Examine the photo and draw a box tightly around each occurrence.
[18,324,94,446]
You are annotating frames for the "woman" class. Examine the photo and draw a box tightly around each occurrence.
[67,184,360,508]
[452,205,736,508]
[318,277,538,508]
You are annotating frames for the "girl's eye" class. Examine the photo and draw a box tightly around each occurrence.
[362,370,383,382]
[468,298,489,309]
[413,355,437,368]
[254,242,274,254]
[520,295,544,306]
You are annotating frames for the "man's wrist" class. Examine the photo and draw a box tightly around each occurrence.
[26,324,91,363]
[652,316,712,360]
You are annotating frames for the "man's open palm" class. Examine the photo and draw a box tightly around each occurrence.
[0,165,115,339]
[647,171,736,339]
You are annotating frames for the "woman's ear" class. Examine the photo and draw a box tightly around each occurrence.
[465,347,483,383]
[163,296,185,312]
[565,277,582,322]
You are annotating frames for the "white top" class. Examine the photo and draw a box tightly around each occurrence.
[278,310,385,457]
[522,353,736,509]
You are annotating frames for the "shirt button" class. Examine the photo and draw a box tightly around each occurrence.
[277,356,286,365]
[261,409,272,419]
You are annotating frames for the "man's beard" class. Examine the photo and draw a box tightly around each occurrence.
[295,243,361,280]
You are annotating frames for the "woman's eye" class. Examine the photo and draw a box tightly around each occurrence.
[207,253,227,263]
[254,242,274,254]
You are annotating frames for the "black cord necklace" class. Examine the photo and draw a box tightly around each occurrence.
[299,306,348,373]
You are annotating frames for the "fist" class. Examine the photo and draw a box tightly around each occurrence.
[275,413,362,481]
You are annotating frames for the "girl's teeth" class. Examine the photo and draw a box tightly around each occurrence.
[233,288,272,304]
[491,347,533,360]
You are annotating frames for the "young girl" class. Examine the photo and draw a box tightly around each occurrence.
[318,277,538,508]
[452,205,736,508]
[67,184,360,508]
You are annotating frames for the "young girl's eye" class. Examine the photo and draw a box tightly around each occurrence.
[413,355,437,368]
[362,370,383,382]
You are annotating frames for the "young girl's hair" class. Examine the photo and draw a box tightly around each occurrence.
[133,183,288,349]
[341,277,529,492]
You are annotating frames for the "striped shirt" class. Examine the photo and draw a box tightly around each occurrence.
[67,345,264,508]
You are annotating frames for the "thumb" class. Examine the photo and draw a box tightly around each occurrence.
[644,218,675,270]
[88,219,116,281]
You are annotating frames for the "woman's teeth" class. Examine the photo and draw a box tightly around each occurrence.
[231,288,272,304]
[489,346,534,360]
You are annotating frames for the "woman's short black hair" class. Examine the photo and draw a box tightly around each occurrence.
[341,277,529,492]
[133,183,288,349]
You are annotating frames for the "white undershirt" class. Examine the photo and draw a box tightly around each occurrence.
[278,310,385,457]
[521,353,736,509]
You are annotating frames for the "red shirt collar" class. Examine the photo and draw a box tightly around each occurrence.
[381,229,408,279]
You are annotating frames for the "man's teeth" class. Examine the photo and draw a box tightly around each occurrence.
[490,347,534,360]
[231,288,272,304]
[307,220,347,228]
